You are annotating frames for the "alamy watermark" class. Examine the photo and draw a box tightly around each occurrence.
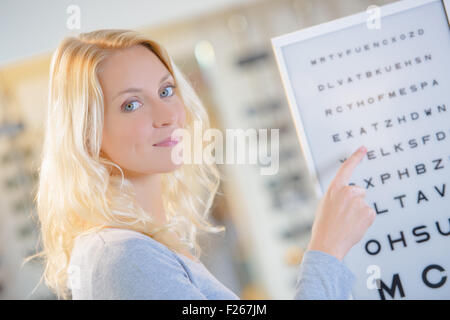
[366,264,381,290]
[66,4,81,30]
[366,5,381,30]
[170,121,279,175]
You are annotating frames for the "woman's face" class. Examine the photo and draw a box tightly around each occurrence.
[98,44,186,176]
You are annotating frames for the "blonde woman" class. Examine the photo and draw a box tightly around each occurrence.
[29,29,375,300]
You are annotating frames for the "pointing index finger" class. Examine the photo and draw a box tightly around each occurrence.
[331,146,367,188]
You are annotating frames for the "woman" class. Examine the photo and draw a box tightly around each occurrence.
[29,29,375,300]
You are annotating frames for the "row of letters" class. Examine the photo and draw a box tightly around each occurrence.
[309,28,425,67]
[349,157,450,189]
[336,128,450,163]
[364,218,449,255]
[331,104,447,143]
[318,54,432,93]
[323,79,439,117]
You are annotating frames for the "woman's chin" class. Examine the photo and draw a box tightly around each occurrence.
[156,161,184,173]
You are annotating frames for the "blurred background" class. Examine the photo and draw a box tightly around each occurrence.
[0,0,394,299]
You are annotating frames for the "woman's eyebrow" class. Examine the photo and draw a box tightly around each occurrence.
[159,72,172,85]
[114,87,143,100]
[113,73,173,100]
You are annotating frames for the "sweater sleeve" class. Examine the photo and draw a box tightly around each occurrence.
[89,236,355,300]
[294,250,356,300]
[90,238,208,300]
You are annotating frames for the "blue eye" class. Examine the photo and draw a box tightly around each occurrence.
[122,100,142,112]
[160,85,176,98]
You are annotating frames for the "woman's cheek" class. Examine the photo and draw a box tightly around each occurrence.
[133,120,154,145]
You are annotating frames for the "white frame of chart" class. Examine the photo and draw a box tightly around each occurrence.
[271,0,450,199]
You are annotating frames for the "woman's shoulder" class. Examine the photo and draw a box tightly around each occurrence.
[73,227,176,261]
[94,227,160,245]
[69,227,190,298]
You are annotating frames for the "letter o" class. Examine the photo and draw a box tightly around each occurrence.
[365,239,381,255]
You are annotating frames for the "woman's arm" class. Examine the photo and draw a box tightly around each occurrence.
[89,234,356,300]
[292,146,373,299]
[294,250,356,300]
[88,147,370,300]
[307,146,374,261]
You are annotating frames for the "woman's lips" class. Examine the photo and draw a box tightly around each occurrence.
[153,137,181,147]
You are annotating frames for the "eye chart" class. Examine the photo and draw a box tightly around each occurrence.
[271,0,450,299]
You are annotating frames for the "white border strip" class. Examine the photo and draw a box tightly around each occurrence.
[443,0,450,25]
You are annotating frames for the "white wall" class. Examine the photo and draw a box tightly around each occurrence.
[0,0,262,66]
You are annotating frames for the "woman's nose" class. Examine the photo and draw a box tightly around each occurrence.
[152,104,177,128]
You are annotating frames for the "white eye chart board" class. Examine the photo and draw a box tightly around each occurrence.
[271,0,450,299]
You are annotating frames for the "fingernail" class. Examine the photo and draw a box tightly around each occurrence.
[359,146,366,153]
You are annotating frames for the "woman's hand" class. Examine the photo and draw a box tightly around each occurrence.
[306,146,376,261]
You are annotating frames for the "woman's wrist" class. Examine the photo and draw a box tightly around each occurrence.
[307,241,344,262]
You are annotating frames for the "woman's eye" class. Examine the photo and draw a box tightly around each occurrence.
[160,85,176,98]
[122,100,142,112]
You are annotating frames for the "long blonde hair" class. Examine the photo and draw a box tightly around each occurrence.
[25,29,225,299]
